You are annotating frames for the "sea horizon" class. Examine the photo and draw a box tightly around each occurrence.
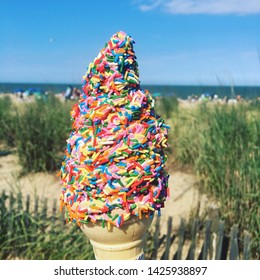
[1,81,260,99]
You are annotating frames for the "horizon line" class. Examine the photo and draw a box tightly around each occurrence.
[1,81,260,87]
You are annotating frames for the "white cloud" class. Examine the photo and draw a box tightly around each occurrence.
[139,0,164,11]
[137,0,260,15]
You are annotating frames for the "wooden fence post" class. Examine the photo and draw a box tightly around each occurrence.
[162,216,173,260]
[229,225,239,260]
[151,215,160,260]
[31,196,39,242]
[175,218,185,260]
[243,231,251,260]
[8,193,14,243]
[215,220,225,260]
[187,218,199,260]
[25,194,30,213]
[202,220,212,260]
[25,194,30,228]
[17,191,23,212]
[42,198,48,220]
[34,196,39,217]
[0,191,7,249]
[51,199,57,230]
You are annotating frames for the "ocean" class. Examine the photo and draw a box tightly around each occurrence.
[0,82,260,99]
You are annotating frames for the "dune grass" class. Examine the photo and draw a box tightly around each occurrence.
[0,94,259,258]
[0,190,159,260]
[0,96,17,147]
[0,190,95,260]
[0,94,72,173]
[16,95,72,173]
[166,101,259,258]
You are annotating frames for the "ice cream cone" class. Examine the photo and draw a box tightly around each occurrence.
[81,215,153,260]
[59,31,170,260]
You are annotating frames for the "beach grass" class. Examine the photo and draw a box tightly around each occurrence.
[154,96,179,119]
[0,96,17,147]
[13,95,72,173]
[0,190,95,260]
[0,94,259,258]
[165,101,260,258]
[0,190,158,260]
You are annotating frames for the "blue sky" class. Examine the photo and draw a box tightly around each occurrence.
[1,0,260,85]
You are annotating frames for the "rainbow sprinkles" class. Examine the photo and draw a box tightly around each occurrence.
[60,31,170,229]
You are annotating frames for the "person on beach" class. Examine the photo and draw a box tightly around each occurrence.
[72,87,81,100]
[64,85,73,101]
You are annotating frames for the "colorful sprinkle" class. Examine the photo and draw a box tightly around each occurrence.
[60,31,170,227]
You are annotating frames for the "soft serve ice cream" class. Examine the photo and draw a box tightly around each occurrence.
[60,31,170,229]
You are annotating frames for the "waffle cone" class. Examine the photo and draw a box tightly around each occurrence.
[80,215,153,260]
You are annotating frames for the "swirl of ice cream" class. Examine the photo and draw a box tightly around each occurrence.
[60,31,170,228]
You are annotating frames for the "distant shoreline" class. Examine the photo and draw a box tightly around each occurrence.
[0,82,260,99]
[1,81,260,86]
